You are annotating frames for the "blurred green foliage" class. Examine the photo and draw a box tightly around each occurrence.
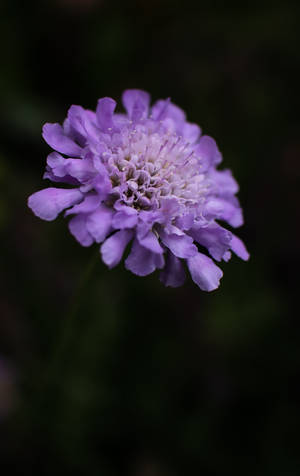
[1,1,300,475]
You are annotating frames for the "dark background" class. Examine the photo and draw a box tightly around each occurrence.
[1,1,300,475]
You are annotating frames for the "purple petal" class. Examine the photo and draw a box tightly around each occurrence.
[66,106,99,143]
[230,234,250,261]
[182,123,201,144]
[160,253,186,287]
[194,135,222,171]
[112,207,138,229]
[159,230,197,258]
[189,223,232,261]
[96,97,116,131]
[187,253,223,291]
[46,152,65,175]
[223,251,232,262]
[46,154,96,184]
[204,197,243,227]
[159,197,181,222]
[151,100,185,124]
[44,152,79,184]
[122,89,150,121]
[125,239,163,276]
[43,168,79,185]
[101,229,133,269]
[28,187,83,221]
[163,223,186,236]
[68,214,94,247]
[86,205,113,243]
[65,158,97,182]
[65,193,101,216]
[217,198,243,228]
[42,123,83,156]
[136,211,159,239]
[154,253,165,270]
[113,113,130,127]
[137,231,163,254]
[66,105,88,145]
[91,164,112,201]
[175,213,195,231]
[209,169,239,196]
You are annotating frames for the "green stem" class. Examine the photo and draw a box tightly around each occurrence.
[46,249,100,387]
[26,250,99,434]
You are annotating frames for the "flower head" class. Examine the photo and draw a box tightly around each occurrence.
[28,90,249,290]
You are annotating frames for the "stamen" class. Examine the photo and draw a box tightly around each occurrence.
[108,125,208,214]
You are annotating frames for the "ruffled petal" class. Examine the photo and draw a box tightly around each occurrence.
[194,135,222,171]
[112,207,138,229]
[218,198,243,228]
[90,164,112,201]
[189,223,232,261]
[175,212,196,231]
[154,253,165,270]
[209,169,239,196]
[96,97,116,131]
[66,105,89,145]
[43,169,79,185]
[44,152,79,185]
[86,205,113,243]
[46,152,66,176]
[58,158,96,183]
[125,239,163,276]
[113,113,130,127]
[42,123,83,156]
[45,154,96,184]
[122,89,150,121]
[159,230,197,258]
[204,197,243,228]
[28,187,83,221]
[151,100,185,124]
[230,234,250,261]
[160,253,186,287]
[158,197,181,222]
[187,253,223,291]
[65,193,101,216]
[137,230,163,254]
[68,214,93,247]
[135,211,159,240]
[182,123,201,144]
[66,106,99,143]
[223,251,232,262]
[101,229,133,268]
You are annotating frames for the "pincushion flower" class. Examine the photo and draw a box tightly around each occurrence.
[28,89,249,291]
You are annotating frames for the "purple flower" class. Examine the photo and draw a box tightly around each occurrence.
[28,90,249,291]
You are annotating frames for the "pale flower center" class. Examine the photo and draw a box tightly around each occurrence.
[104,126,210,212]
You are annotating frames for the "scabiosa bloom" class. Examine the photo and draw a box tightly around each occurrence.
[28,89,249,291]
